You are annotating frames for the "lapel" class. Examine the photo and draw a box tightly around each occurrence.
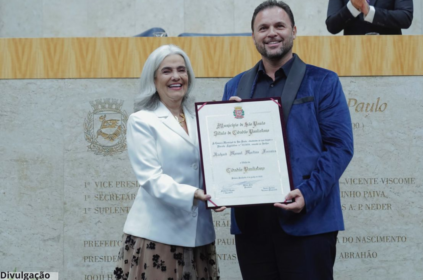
[369,0,377,6]
[183,107,198,147]
[235,54,307,123]
[153,102,195,147]
[279,54,307,123]
[236,62,260,99]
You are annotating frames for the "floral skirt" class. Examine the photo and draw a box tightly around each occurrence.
[113,234,220,280]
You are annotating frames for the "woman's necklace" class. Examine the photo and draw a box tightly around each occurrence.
[174,113,186,126]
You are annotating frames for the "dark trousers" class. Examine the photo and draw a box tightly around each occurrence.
[235,228,338,280]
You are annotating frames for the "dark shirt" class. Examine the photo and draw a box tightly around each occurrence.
[247,55,295,234]
[253,56,295,98]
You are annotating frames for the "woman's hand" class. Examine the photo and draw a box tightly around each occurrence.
[213,206,226,212]
[194,189,226,212]
[194,189,211,202]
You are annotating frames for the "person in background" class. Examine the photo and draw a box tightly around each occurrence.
[222,1,354,279]
[114,44,222,280]
[326,0,413,35]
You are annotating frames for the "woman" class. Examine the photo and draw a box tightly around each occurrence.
[114,45,222,280]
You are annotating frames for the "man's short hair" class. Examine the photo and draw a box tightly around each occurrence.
[251,0,295,31]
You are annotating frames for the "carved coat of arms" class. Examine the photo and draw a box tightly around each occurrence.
[84,99,128,156]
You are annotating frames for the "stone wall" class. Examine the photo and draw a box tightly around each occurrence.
[1,76,422,279]
[0,0,422,38]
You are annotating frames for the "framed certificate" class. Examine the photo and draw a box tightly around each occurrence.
[195,98,294,209]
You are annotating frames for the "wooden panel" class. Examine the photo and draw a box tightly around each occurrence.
[295,35,423,76]
[0,36,422,79]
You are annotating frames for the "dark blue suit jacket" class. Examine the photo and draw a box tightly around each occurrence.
[223,55,354,236]
[326,0,413,35]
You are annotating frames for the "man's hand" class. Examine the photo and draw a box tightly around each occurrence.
[361,0,370,16]
[229,96,242,102]
[351,0,370,15]
[274,189,305,213]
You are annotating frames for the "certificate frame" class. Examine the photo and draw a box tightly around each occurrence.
[195,98,294,209]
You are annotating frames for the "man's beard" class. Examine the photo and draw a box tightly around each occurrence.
[255,37,293,61]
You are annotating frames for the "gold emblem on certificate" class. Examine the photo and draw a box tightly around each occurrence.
[233,106,245,119]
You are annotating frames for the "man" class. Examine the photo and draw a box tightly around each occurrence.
[222,1,354,279]
[326,0,413,35]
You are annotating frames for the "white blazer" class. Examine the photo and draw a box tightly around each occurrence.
[124,101,215,247]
